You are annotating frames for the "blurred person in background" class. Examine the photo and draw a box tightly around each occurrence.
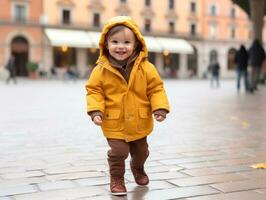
[248,39,265,92]
[235,45,249,93]
[5,54,17,84]
[209,60,220,88]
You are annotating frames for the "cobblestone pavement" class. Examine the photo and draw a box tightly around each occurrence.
[0,79,266,200]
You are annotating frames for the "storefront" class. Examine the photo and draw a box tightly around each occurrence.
[44,28,194,78]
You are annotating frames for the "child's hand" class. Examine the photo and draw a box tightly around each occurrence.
[93,115,102,126]
[153,109,167,122]
[154,114,165,122]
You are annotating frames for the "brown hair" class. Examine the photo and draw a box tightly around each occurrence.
[106,25,128,40]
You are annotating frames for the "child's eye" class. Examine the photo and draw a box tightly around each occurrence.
[124,41,130,44]
[111,40,118,44]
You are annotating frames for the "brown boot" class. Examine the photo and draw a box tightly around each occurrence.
[130,160,149,186]
[110,176,127,196]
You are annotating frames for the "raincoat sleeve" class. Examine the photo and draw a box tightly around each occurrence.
[146,63,170,113]
[85,67,105,114]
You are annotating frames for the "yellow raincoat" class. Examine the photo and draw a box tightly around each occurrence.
[86,16,170,142]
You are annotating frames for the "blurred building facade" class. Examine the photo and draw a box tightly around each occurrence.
[0,0,43,76]
[0,0,263,78]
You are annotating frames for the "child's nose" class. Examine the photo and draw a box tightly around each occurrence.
[117,43,125,48]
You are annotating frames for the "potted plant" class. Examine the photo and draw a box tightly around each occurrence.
[26,62,38,79]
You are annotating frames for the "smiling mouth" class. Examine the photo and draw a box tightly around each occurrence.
[116,52,126,55]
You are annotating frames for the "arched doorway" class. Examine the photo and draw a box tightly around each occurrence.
[11,36,29,76]
[209,49,218,63]
[187,46,198,77]
[227,48,237,70]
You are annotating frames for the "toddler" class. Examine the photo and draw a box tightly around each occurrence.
[85,16,170,196]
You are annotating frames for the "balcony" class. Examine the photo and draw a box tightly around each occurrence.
[0,17,41,26]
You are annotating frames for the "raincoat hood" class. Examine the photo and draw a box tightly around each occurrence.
[98,16,148,59]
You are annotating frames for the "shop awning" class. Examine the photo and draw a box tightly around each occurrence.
[87,31,101,48]
[45,28,193,54]
[156,37,194,54]
[45,28,93,48]
[144,36,163,52]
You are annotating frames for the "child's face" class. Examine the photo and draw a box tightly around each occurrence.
[107,27,136,61]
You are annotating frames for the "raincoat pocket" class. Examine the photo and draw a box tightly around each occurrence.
[137,108,153,132]
[102,109,121,130]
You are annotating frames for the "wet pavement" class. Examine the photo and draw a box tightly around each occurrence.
[0,79,266,200]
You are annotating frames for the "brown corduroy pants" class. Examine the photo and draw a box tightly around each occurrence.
[107,137,149,177]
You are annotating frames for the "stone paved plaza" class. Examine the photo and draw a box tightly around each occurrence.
[0,79,266,200]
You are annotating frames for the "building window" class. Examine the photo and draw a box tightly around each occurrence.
[93,13,100,27]
[190,1,196,13]
[229,26,236,39]
[230,7,236,18]
[209,23,218,38]
[209,4,217,16]
[61,9,71,25]
[13,4,27,23]
[169,21,175,33]
[169,0,175,10]
[190,23,196,36]
[145,19,151,32]
[145,0,151,7]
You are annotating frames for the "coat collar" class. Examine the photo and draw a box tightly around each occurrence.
[99,52,146,86]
